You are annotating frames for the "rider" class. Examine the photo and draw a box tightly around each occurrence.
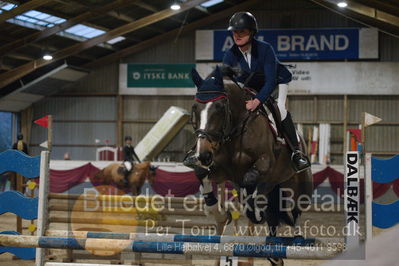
[223,11,310,172]
[123,136,140,163]
[121,136,141,185]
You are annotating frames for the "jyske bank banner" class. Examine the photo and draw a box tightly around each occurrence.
[119,64,196,95]
[196,28,378,61]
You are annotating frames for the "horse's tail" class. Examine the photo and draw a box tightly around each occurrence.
[266,185,301,227]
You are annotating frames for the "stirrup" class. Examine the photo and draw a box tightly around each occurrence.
[291,150,310,173]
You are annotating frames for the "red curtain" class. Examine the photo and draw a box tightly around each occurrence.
[49,163,99,193]
[150,168,200,197]
[46,163,399,199]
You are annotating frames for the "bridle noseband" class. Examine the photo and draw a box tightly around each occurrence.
[191,91,232,145]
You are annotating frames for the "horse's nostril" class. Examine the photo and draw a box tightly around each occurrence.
[199,151,213,166]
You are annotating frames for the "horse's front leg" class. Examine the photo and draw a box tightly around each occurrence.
[194,167,229,234]
[242,155,276,224]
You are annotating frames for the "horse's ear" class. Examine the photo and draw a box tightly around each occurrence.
[214,66,224,87]
[214,66,223,80]
[191,68,203,88]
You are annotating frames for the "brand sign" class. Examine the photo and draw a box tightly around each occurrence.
[196,28,378,61]
[119,64,196,95]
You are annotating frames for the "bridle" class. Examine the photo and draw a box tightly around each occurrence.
[190,88,254,146]
[191,91,232,145]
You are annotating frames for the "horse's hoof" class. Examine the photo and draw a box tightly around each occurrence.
[244,191,267,224]
[267,258,284,266]
[225,211,232,225]
[246,210,266,224]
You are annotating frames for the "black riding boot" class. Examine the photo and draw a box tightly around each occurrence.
[281,112,310,172]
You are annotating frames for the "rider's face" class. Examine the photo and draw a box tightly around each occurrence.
[233,29,251,46]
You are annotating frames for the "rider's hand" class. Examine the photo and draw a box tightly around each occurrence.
[246,98,261,111]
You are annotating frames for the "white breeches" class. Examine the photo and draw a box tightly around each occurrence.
[277,83,288,120]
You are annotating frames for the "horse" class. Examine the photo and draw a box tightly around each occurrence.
[186,67,313,264]
[93,161,152,195]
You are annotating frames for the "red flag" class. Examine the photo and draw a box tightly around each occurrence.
[34,115,49,128]
[348,129,362,143]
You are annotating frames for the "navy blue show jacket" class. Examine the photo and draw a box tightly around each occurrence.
[223,38,292,103]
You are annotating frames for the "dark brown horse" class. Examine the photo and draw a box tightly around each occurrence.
[93,161,151,195]
[186,67,313,245]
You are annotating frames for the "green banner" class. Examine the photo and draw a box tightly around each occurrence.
[127,64,195,88]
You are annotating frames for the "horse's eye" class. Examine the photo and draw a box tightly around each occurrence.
[214,102,224,110]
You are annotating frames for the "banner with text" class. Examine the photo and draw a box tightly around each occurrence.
[196,28,378,61]
[196,62,399,95]
[119,64,196,95]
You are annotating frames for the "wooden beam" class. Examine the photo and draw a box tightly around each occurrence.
[107,11,165,34]
[0,0,209,89]
[350,0,399,18]
[133,1,183,24]
[309,0,399,38]
[344,0,399,27]
[0,0,53,24]
[84,0,260,68]
[0,0,135,56]
[53,0,147,31]
[0,62,13,70]
[6,53,35,61]
[27,43,97,61]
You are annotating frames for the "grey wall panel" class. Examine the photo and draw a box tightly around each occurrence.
[317,96,344,122]
[30,146,99,161]
[33,97,116,121]
[330,124,344,164]
[123,33,196,63]
[366,126,399,153]
[123,123,153,147]
[123,96,192,120]
[65,63,119,93]
[380,33,399,61]
[348,96,399,123]
[31,122,116,146]
[30,96,117,160]
[288,96,314,122]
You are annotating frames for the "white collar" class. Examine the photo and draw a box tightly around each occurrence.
[239,45,252,56]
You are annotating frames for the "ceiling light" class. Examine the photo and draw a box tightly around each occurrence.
[337,2,348,8]
[43,54,53,60]
[170,3,181,10]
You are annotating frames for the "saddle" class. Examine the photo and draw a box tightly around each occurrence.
[243,86,302,156]
[243,87,284,141]
[118,161,133,185]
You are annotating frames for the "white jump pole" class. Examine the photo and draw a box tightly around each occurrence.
[36,151,50,266]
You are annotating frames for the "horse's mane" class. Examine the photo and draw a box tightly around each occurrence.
[222,78,252,103]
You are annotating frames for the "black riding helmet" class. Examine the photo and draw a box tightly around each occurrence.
[227,12,258,34]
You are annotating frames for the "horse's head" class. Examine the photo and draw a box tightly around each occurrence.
[190,67,232,168]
